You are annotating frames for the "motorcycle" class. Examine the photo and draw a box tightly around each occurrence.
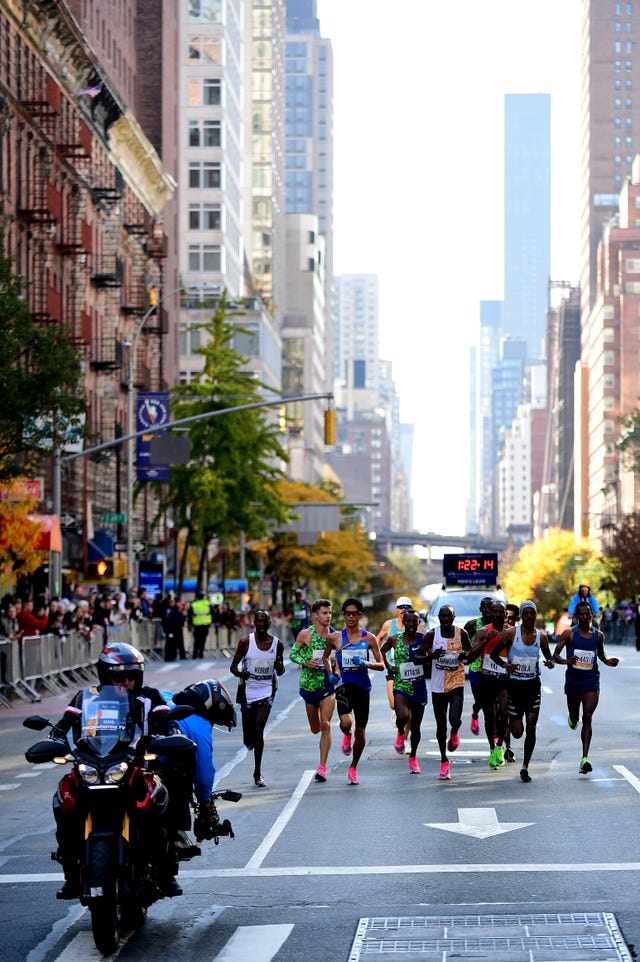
[24,685,241,955]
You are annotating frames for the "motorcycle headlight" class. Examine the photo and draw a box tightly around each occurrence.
[78,763,99,785]
[105,762,128,785]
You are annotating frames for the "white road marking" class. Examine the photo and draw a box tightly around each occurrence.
[19,771,45,778]
[425,807,534,839]
[10,861,640,884]
[245,770,314,869]
[43,929,132,961]
[214,924,294,961]
[0,784,18,791]
[613,764,640,793]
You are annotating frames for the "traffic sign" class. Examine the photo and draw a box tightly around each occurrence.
[114,541,127,552]
[246,569,260,578]
[102,512,126,524]
[60,513,77,527]
[133,541,146,554]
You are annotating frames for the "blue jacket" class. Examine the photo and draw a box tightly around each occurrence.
[161,692,215,803]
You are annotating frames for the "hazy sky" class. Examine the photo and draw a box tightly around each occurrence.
[317,0,582,535]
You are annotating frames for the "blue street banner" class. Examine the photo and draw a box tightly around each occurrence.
[136,392,170,481]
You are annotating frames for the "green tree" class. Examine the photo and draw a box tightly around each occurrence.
[159,293,290,592]
[0,244,85,479]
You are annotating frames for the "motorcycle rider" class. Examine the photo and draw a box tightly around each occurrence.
[49,642,185,899]
[162,678,236,859]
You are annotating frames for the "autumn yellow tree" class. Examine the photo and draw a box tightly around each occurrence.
[0,484,44,593]
[502,528,607,623]
[252,479,377,607]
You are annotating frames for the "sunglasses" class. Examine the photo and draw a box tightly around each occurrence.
[397,605,412,610]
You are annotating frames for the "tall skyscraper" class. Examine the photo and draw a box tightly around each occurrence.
[332,274,380,401]
[580,1,640,319]
[503,93,551,361]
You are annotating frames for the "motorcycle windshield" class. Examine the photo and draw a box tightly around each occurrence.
[78,686,136,757]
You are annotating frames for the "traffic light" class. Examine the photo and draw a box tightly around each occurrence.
[85,560,114,580]
[324,408,336,445]
[278,405,287,433]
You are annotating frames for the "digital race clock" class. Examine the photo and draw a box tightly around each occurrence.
[443,553,499,587]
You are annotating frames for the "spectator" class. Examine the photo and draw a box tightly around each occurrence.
[17,597,49,638]
[162,595,186,662]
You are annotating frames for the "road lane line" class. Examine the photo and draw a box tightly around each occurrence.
[614,764,640,793]
[214,924,294,961]
[9,860,640,884]
[244,770,314,869]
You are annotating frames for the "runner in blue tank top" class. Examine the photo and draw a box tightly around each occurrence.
[322,597,384,785]
[553,600,619,775]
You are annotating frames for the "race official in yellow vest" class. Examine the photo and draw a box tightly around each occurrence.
[190,592,213,659]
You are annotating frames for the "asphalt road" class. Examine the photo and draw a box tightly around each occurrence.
[2,643,640,961]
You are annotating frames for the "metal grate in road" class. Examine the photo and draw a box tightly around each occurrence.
[349,912,632,961]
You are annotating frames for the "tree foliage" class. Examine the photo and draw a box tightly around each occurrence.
[0,245,85,480]
[0,485,44,592]
[252,479,377,606]
[602,510,640,601]
[502,528,605,622]
[158,294,290,591]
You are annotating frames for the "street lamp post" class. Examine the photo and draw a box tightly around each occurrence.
[125,285,212,590]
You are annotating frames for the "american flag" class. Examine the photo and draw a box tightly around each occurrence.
[73,82,103,99]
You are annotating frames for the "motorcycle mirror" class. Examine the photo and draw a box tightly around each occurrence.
[25,739,68,764]
[23,715,52,731]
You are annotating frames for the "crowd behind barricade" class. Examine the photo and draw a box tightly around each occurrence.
[0,586,293,706]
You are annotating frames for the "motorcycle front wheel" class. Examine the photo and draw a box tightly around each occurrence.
[89,838,119,955]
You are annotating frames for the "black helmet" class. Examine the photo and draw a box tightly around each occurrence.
[97,642,145,688]
[173,679,236,730]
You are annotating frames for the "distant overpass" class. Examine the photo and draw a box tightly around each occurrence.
[374,530,511,553]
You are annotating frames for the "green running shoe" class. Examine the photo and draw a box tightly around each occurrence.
[568,715,579,730]
[579,757,592,774]
[488,748,498,769]
[495,746,505,767]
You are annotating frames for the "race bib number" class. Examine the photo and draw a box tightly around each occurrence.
[482,653,506,675]
[511,657,537,679]
[573,649,596,670]
[249,658,274,678]
[342,649,366,670]
[435,651,460,671]
[399,661,423,681]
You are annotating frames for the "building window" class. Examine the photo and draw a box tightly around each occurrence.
[188,77,221,106]
[188,161,221,188]
[188,0,222,22]
[189,119,222,147]
[188,203,221,230]
[188,244,221,272]
[188,36,223,63]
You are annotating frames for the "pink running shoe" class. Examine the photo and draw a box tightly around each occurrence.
[394,733,406,755]
[438,761,451,780]
[470,716,480,736]
[314,764,327,782]
[409,756,421,774]
[341,732,352,756]
[447,731,460,752]
[347,766,359,785]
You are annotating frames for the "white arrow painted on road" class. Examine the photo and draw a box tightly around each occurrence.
[425,807,534,839]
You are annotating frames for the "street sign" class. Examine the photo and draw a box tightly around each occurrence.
[114,541,127,552]
[60,513,77,527]
[246,569,260,578]
[102,512,126,524]
[133,541,146,554]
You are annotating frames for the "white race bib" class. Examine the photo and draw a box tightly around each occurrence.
[435,651,460,671]
[249,658,274,678]
[573,648,596,670]
[399,661,423,681]
[342,648,366,670]
[482,652,506,675]
[511,656,537,679]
